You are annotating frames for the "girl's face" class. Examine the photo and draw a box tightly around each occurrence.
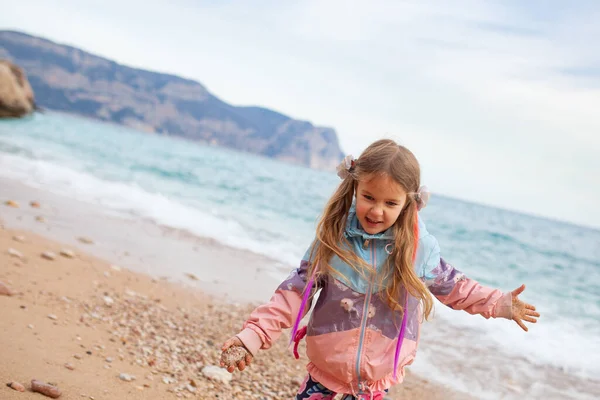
[355,174,407,235]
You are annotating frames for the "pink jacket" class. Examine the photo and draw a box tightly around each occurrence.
[236,212,513,396]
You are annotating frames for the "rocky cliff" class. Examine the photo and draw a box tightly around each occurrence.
[0,30,344,169]
[0,59,36,118]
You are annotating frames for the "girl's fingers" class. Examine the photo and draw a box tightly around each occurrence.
[237,360,246,371]
[511,284,526,298]
[221,339,233,351]
[245,353,253,366]
[525,309,540,317]
[515,318,528,332]
[227,365,235,373]
[525,303,536,311]
[523,316,537,323]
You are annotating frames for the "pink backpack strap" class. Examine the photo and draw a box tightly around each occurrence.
[289,263,318,348]
[392,290,409,379]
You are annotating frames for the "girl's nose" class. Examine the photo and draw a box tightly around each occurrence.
[371,205,383,217]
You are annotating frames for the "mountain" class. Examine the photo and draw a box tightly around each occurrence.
[0,30,344,169]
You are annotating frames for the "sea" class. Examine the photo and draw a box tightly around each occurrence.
[1,112,599,399]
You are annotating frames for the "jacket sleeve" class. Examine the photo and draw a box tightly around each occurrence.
[418,235,512,320]
[236,246,317,355]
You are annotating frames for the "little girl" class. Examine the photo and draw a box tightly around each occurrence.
[221,139,540,399]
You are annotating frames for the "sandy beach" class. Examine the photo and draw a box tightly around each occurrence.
[0,181,474,399]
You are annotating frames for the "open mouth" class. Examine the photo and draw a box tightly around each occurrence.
[365,216,382,225]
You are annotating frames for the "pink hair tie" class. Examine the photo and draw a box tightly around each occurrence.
[336,155,356,180]
[412,185,430,211]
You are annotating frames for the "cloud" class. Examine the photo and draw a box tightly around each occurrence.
[1,0,599,227]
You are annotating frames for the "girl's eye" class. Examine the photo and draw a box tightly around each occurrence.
[386,202,398,206]
[363,195,374,201]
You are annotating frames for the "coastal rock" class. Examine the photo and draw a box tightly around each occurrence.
[0,60,36,118]
[31,379,62,398]
[0,281,14,296]
[12,235,25,242]
[201,366,232,384]
[7,381,25,392]
[78,237,94,244]
[35,216,46,223]
[30,201,41,208]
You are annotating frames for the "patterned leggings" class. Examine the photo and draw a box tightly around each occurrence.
[295,374,388,399]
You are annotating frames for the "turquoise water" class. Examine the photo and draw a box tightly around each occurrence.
[1,112,599,397]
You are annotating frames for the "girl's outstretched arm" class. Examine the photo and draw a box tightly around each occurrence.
[228,258,316,361]
[419,236,539,330]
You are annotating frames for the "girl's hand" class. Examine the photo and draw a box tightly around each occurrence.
[220,336,253,373]
[511,284,540,332]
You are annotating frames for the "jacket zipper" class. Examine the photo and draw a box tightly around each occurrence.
[354,240,376,394]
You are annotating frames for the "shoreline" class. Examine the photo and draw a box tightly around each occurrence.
[0,216,469,399]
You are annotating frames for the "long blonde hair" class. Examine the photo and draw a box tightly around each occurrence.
[309,139,434,319]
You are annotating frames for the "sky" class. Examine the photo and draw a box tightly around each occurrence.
[2,0,600,228]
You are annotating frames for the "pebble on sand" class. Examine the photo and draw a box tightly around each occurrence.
[30,201,41,208]
[4,200,19,208]
[64,363,75,370]
[41,251,57,260]
[201,366,232,384]
[35,216,46,223]
[31,379,62,398]
[78,237,94,244]
[7,381,25,392]
[59,249,75,259]
[0,281,14,296]
[185,273,199,281]
[12,235,25,242]
[47,314,58,320]
[8,248,24,259]
[119,373,136,382]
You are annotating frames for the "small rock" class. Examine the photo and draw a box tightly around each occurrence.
[30,201,41,208]
[103,271,111,278]
[31,379,62,398]
[74,354,82,359]
[103,296,114,306]
[35,216,46,223]
[7,381,25,392]
[162,376,176,385]
[0,281,14,296]
[110,265,121,272]
[5,200,19,208]
[64,363,75,370]
[41,251,56,261]
[48,314,58,320]
[105,357,113,363]
[12,235,25,242]
[8,248,24,259]
[28,324,34,329]
[201,365,232,384]
[78,237,94,244]
[59,249,75,259]
[185,273,199,281]
[119,373,135,382]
